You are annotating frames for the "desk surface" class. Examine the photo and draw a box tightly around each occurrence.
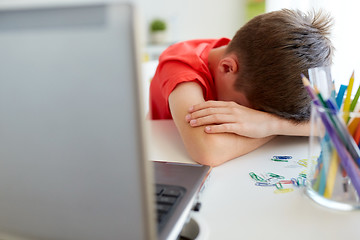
[147,120,360,240]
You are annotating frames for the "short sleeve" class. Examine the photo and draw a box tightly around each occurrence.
[158,61,210,105]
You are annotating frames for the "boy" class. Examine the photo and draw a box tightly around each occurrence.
[149,9,333,167]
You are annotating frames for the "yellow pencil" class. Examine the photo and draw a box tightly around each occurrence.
[343,71,355,123]
[324,150,339,199]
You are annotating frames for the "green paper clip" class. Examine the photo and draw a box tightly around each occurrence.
[249,172,266,182]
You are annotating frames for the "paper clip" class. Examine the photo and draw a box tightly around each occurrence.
[279,180,293,185]
[271,155,292,162]
[297,159,308,167]
[249,172,266,182]
[255,182,275,187]
[298,173,307,178]
[266,177,282,185]
[291,177,306,187]
[274,188,294,194]
[267,172,285,179]
[275,182,283,189]
[291,178,299,186]
[299,177,307,186]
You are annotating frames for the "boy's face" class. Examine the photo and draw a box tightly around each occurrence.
[213,54,251,108]
[214,73,251,108]
[209,50,251,108]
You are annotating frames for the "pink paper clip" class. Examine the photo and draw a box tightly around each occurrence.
[279,180,293,185]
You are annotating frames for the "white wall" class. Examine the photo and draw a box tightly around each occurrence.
[267,0,360,91]
[134,0,246,43]
[133,0,246,114]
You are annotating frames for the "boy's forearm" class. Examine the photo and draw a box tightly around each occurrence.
[184,100,311,139]
[271,117,310,136]
[179,128,274,167]
[169,81,274,167]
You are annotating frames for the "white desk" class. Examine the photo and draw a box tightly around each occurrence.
[147,120,360,240]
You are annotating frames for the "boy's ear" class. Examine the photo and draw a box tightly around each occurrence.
[219,54,239,74]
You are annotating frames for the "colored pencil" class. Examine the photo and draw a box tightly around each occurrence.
[347,114,360,136]
[302,75,360,197]
[343,71,355,123]
[324,150,339,198]
[317,108,360,197]
[336,84,347,109]
[325,99,360,167]
[349,72,359,113]
[354,122,360,145]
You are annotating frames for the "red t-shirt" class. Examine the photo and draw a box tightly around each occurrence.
[149,38,231,119]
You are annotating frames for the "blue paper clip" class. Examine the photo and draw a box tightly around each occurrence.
[291,178,299,186]
[255,182,275,187]
[291,177,306,187]
[273,155,292,160]
[271,155,292,162]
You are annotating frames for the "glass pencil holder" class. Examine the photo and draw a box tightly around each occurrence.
[305,102,360,211]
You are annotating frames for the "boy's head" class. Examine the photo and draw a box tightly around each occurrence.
[226,9,333,122]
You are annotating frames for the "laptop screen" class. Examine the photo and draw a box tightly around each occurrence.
[0,1,156,239]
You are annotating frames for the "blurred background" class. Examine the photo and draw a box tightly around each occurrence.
[133,0,359,91]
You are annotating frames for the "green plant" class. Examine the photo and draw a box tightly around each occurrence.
[150,19,166,32]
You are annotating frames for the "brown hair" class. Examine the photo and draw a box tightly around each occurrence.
[226,9,334,122]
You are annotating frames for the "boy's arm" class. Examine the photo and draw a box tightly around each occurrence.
[169,81,274,167]
[186,100,310,138]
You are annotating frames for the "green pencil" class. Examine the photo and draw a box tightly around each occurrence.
[349,72,359,113]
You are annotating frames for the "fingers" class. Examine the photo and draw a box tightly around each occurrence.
[185,101,243,127]
[187,113,235,127]
[188,100,235,113]
[184,100,274,138]
[185,100,260,137]
[186,101,240,124]
[204,123,249,136]
[204,124,264,138]
[186,107,232,122]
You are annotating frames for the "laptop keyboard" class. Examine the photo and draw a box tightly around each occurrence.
[155,184,186,231]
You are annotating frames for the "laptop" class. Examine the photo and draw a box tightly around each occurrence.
[0,1,210,240]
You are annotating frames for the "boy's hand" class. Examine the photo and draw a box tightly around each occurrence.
[185,101,276,138]
[169,82,274,166]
